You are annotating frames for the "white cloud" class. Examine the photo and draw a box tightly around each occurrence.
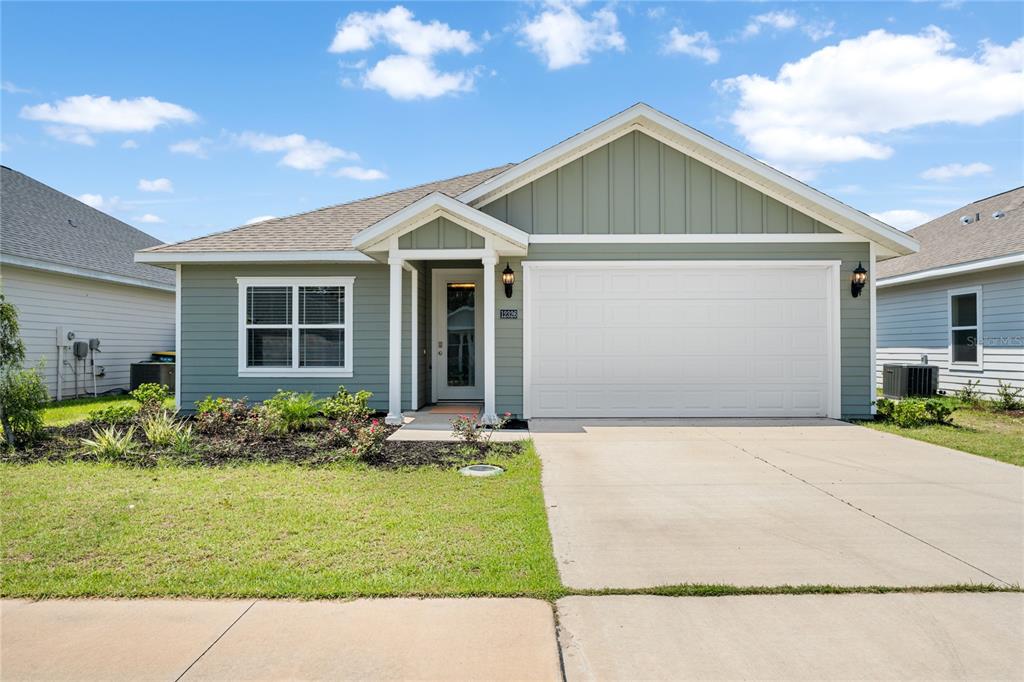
[870,209,933,231]
[521,1,626,70]
[720,28,1024,175]
[1,81,31,94]
[646,6,666,20]
[121,139,138,149]
[77,193,106,209]
[138,177,174,193]
[921,161,994,181]
[663,28,719,64]
[741,10,833,41]
[169,137,211,158]
[334,165,388,181]
[362,54,475,100]
[235,131,358,171]
[245,215,277,225]
[329,5,479,99]
[136,214,164,224]
[21,95,196,145]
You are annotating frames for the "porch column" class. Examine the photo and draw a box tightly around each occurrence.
[386,257,404,425]
[482,254,498,424]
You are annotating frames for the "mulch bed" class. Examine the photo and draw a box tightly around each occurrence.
[2,418,518,469]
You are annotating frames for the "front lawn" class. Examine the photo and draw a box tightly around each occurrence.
[0,442,561,599]
[42,394,175,427]
[861,398,1024,467]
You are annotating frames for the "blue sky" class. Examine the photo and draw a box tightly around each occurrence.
[2,1,1021,242]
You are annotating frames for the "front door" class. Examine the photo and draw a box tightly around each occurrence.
[432,269,484,401]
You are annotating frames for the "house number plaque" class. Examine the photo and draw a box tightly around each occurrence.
[499,309,519,320]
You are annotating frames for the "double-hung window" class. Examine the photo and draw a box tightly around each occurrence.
[948,286,982,369]
[237,277,354,376]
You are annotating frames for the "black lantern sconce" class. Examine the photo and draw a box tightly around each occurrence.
[851,261,867,298]
[501,262,515,298]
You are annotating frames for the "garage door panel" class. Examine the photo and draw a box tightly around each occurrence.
[528,264,833,418]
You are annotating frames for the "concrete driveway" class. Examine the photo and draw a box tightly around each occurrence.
[532,418,1023,589]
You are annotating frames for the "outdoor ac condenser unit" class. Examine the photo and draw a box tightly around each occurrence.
[882,364,939,399]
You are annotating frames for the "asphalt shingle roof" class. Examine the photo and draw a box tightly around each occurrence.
[1,166,174,287]
[878,186,1024,279]
[142,165,513,254]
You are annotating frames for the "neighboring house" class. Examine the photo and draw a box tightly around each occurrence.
[136,104,917,421]
[876,187,1024,397]
[1,166,176,399]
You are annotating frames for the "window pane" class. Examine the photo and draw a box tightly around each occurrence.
[952,329,978,363]
[951,293,977,327]
[300,329,344,367]
[247,287,291,325]
[300,286,343,325]
[446,283,475,387]
[247,328,292,366]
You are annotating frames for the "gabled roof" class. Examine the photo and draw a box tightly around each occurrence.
[140,165,512,256]
[1,166,174,289]
[459,103,918,258]
[878,186,1024,282]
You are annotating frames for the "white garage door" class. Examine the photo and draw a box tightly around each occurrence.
[525,262,837,418]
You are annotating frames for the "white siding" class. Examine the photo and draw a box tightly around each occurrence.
[0,265,175,398]
[876,265,1024,397]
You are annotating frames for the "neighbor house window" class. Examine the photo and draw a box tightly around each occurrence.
[949,286,982,368]
[237,277,354,376]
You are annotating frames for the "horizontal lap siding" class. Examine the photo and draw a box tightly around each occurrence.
[523,243,873,419]
[877,266,1024,396]
[0,265,174,398]
[180,263,402,411]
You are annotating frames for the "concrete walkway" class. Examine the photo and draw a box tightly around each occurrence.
[532,418,1024,589]
[4,593,1021,680]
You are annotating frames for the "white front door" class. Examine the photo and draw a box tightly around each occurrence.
[432,268,484,401]
[525,261,839,418]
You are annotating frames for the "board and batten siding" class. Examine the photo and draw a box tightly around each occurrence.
[480,131,838,236]
[508,242,873,419]
[0,264,175,398]
[876,265,1024,397]
[399,218,485,249]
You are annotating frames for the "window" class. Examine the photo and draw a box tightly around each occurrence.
[237,277,354,376]
[949,287,982,368]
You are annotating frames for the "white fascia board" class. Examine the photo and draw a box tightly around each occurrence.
[528,233,867,244]
[135,250,375,264]
[352,191,530,252]
[1,253,175,292]
[458,103,919,258]
[877,252,1024,288]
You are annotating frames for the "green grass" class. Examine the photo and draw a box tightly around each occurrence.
[0,443,562,599]
[42,395,175,427]
[861,397,1024,467]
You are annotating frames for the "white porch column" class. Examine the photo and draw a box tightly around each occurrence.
[386,257,404,425]
[482,254,498,424]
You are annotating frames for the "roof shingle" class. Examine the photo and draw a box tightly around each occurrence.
[143,164,513,254]
[1,166,174,286]
[878,186,1024,279]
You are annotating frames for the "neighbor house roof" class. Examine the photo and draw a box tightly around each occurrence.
[1,166,175,290]
[878,186,1024,283]
[140,165,512,255]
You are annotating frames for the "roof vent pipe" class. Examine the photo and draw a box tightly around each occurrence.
[992,210,1006,219]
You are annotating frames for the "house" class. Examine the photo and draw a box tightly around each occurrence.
[876,187,1024,397]
[0,166,176,399]
[136,104,918,422]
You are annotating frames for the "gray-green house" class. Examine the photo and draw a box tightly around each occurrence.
[136,104,918,423]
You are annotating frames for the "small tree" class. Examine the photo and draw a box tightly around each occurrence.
[0,295,47,448]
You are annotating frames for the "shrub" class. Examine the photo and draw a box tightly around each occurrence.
[0,365,48,447]
[994,381,1024,411]
[450,412,512,447]
[876,398,955,427]
[923,399,955,425]
[142,411,180,447]
[130,383,170,414]
[194,396,249,432]
[320,387,373,428]
[256,391,327,435]
[874,397,895,421]
[351,419,387,461]
[955,380,983,406]
[81,425,137,461]
[88,402,138,426]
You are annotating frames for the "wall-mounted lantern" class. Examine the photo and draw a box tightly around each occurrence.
[851,261,867,298]
[501,262,515,298]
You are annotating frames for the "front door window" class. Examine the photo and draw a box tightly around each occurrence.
[446,282,476,387]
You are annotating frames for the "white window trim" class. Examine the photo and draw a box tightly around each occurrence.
[948,286,983,371]
[236,276,355,377]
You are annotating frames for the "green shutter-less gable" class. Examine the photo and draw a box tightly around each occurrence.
[397,217,486,249]
[479,131,838,236]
